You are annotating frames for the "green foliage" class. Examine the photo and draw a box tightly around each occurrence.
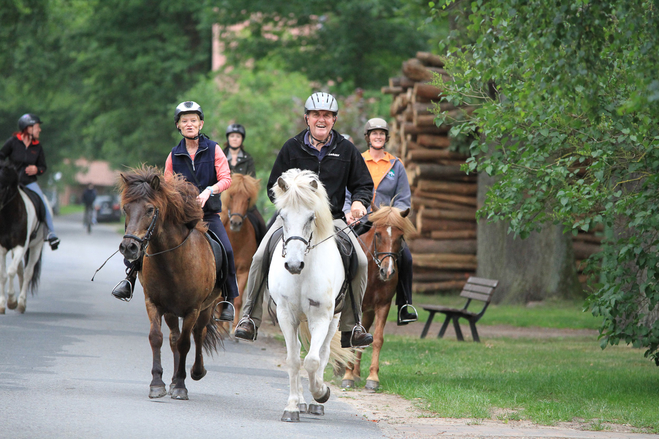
[429,0,659,362]
[346,336,659,432]
[208,0,437,89]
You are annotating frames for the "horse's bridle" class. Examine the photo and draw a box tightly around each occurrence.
[282,232,313,257]
[227,208,247,223]
[372,238,402,275]
[123,208,160,256]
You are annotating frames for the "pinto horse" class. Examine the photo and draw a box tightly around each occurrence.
[268,168,347,422]
[118,166,224,400]
[220,173,262,327]
[0,160,46,314]
[342,205,415,391]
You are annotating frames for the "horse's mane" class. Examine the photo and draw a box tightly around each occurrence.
[221,173,260,208]
[272,169,334,240]
[369,205,416,239]
[0,160,18,188]
[118,165,206,233]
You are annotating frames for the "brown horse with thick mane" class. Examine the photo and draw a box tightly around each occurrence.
[220,173,262,328]
[342,205,415,391]
[118,166,224,400]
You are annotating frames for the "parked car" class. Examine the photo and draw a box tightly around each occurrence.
[94,195,122,222]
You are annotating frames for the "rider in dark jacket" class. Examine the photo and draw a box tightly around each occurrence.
[235,92,375,348]
[223,124,256,177]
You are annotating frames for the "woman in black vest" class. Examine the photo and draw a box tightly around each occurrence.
[111,102,239,321]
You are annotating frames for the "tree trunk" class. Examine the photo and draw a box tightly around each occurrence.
[476,172,583,304]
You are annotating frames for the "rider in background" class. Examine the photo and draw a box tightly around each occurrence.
[111,101,240,321]
[222,123,266,243]
[0,114,60,250]
[82,183,97,229]
[234,92,375,348]
[223,124,256,177]
[344,118,418,325]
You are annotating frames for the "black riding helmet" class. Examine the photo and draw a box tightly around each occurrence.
[18,114,42,132]
[226,123,246,140]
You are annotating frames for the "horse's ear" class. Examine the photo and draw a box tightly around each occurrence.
[372,203,380,212]
[150,175,160,191]
[277,177,289,192]
[310,179,318,191]
[400,208,410,218]
[120,174,128,185]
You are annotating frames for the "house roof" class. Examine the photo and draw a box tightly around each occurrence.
[74,159,120,187]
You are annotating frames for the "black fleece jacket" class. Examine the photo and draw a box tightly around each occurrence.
[267,129,374,219]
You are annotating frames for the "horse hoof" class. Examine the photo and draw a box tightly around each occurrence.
[17,302,26,314]
[149,386,167,399]
[171,388,189,400]
[308,403,324,416]
[0,307,5,314]
[191,368,207,381]
[314,387,330,404]
[7,298,17,310]
[365,380,380,392]
[298,403,307,413]
[341,379,354,389]
[281,411,299,422]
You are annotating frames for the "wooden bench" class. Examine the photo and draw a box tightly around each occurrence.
[419,277,499,342]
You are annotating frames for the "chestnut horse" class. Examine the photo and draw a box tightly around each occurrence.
[342,206,415,391]
[118,166,224,400]
[220,173,261,328]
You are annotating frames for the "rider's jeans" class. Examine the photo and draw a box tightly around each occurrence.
[26,182,55,234]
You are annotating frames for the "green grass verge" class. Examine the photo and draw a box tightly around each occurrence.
[333,336,658,433]
[388,294,601,330]
[58,204,84,216]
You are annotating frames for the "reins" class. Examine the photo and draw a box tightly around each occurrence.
[0,188,18,212]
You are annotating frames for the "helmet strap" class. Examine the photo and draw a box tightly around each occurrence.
[178,128,200,141]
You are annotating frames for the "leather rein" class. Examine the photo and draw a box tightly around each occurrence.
[122,208,193,258]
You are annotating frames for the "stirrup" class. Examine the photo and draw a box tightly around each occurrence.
[111,279,133,302]
[212,300,235,323]
[398,304,418,323]
[349,323,367,348]
[235,316,257,341]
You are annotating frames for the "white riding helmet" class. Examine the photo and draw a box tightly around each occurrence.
[304,92,338,115]
[174,101,204,124]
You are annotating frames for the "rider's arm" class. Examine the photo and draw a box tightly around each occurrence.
[346,146,374,212]
[211,144,231,194]
[392,159,412,210]
[164,153,174,179]
[34,147,47,176]
[267,142,292,204]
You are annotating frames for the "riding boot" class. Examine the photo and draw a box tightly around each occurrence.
[340,325,373,348]
[46,232,60,251]
[218,298,235,322]
[235,317,257,341]
[112,269,137,302]
[397,304,419,326]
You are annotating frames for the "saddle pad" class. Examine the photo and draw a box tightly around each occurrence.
[20,186,46,223]
[247,207,267,246]
[205,231,228,288]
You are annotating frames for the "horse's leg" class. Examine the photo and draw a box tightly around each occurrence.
[190,306,212,381]
[17,242,43,314]
[354,309,376,382]
[171,309,199,400]
[278,310,302,422]
[304,314,332,405]
[365,302,391,392]
[5,247,25,310]
[0,247,7,314]
[146,299,167,398]
[164,313,180,394]
[307,316,339,416]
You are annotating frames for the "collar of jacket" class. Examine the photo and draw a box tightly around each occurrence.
[173,134,213,157]
[293,128,343,156]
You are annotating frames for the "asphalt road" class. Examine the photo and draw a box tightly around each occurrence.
[0,213,383,439]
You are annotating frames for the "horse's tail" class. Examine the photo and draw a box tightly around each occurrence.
[24,249,42,295]
[202,314,226,356]
[299,320,356,373]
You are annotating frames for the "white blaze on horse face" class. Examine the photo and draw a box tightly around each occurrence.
[383,226,395,277]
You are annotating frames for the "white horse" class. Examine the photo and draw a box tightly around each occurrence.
[0,161,46,314]
[269,168,346,422]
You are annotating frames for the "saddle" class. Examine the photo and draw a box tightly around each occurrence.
[19,185,46,224]
[246,207,267,246]
[262,226,358,314]
[204,230,229,289]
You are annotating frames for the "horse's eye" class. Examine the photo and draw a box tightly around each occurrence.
[146,206,155,215]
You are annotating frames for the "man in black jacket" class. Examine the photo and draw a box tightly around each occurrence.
[235,92,374,348]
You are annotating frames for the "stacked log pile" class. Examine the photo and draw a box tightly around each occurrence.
[383,52,601,293]
[383,52,476,293]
